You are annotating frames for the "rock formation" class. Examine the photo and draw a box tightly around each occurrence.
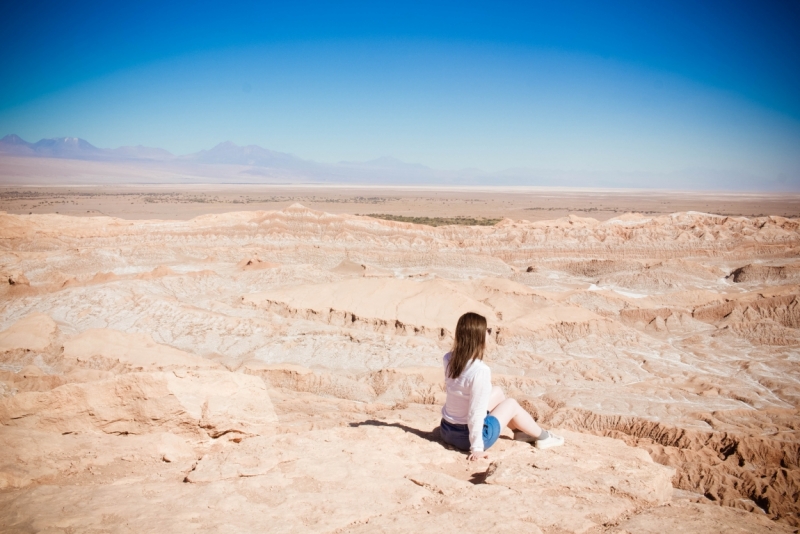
[1,205,798,531]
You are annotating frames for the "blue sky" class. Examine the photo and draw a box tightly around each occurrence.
[1,1,798,185]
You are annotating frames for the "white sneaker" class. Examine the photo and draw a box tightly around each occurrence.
[535,432,565,450]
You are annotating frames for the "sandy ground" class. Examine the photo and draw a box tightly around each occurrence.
[1,203,799,531]
[2,185,799,221]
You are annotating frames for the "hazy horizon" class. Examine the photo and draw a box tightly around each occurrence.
[2,132,798,192]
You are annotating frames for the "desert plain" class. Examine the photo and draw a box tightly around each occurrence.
[1,186,799,533]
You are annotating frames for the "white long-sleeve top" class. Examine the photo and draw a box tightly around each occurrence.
[440,352,492,452]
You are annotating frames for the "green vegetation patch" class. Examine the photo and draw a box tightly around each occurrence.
[364,213,501,227]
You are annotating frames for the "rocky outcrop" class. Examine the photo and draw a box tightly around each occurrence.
[729,263,800,284]
[691,292,800,345]
[1,206,798,530]
[243,277,494,340]
[519,403,800,525]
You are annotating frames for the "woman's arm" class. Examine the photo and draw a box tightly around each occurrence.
[467,366,492,455]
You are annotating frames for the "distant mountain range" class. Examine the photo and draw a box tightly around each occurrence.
[190,140,313,168]
[0,134,175,161]
[0,134,791,191]
[0,133,449,185]
[0,134,421,173]
[0,133,445,183]
[0,134,445,171]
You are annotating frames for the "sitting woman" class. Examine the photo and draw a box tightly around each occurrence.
[440,312,564,461]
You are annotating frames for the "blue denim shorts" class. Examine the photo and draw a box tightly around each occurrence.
[439,414,501,451]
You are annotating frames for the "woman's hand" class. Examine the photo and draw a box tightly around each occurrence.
[468,451,489,461]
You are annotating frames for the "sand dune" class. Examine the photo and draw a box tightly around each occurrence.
[1,204,799,531]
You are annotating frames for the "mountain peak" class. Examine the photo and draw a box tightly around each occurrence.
[31,136,101,156]
[211,141,239,149]
[0,135,307,171]
[191,141,304,167]
[0,134,30,145]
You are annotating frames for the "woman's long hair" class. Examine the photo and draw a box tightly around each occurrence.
[447,312,487,379]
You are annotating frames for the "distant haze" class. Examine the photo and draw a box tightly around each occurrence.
[0,133,796,191]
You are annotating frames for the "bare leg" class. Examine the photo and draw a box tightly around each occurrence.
[487,386,505,411]
[489,398,543,438]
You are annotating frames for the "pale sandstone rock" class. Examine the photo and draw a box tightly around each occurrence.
[0,427,196,489]
[242,361,447,405]
[330,258,393,278]
[243,275,619,344]
[137,265,175,279]
[330,257,367,275]
[0,386,788,533]
[486,430,674,505]
[482,430,674,532]
[406,470,473,496]
[0,370,276,437]
[0,313,57,353]
[244,277,496,338]
[62,328,220,372]
[0,368,67,394]
[64,368,115,382]
[5,271,30,287]
[242,360,375,402]
[237,256,280,270]
[0,423,439,533]
[186,436,294,482]
[18,364,43,377]
[611,501,795,533]
[0,206,798,530]
[345,485,545,534]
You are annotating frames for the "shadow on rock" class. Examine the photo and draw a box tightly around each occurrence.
[349,419,451,449]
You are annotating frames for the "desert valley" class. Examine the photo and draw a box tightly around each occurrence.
[3,2,799,531]
[1,192,798,532]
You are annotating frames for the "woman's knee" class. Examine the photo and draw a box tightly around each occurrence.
[490,397,521,427]
[503,398,524,417]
